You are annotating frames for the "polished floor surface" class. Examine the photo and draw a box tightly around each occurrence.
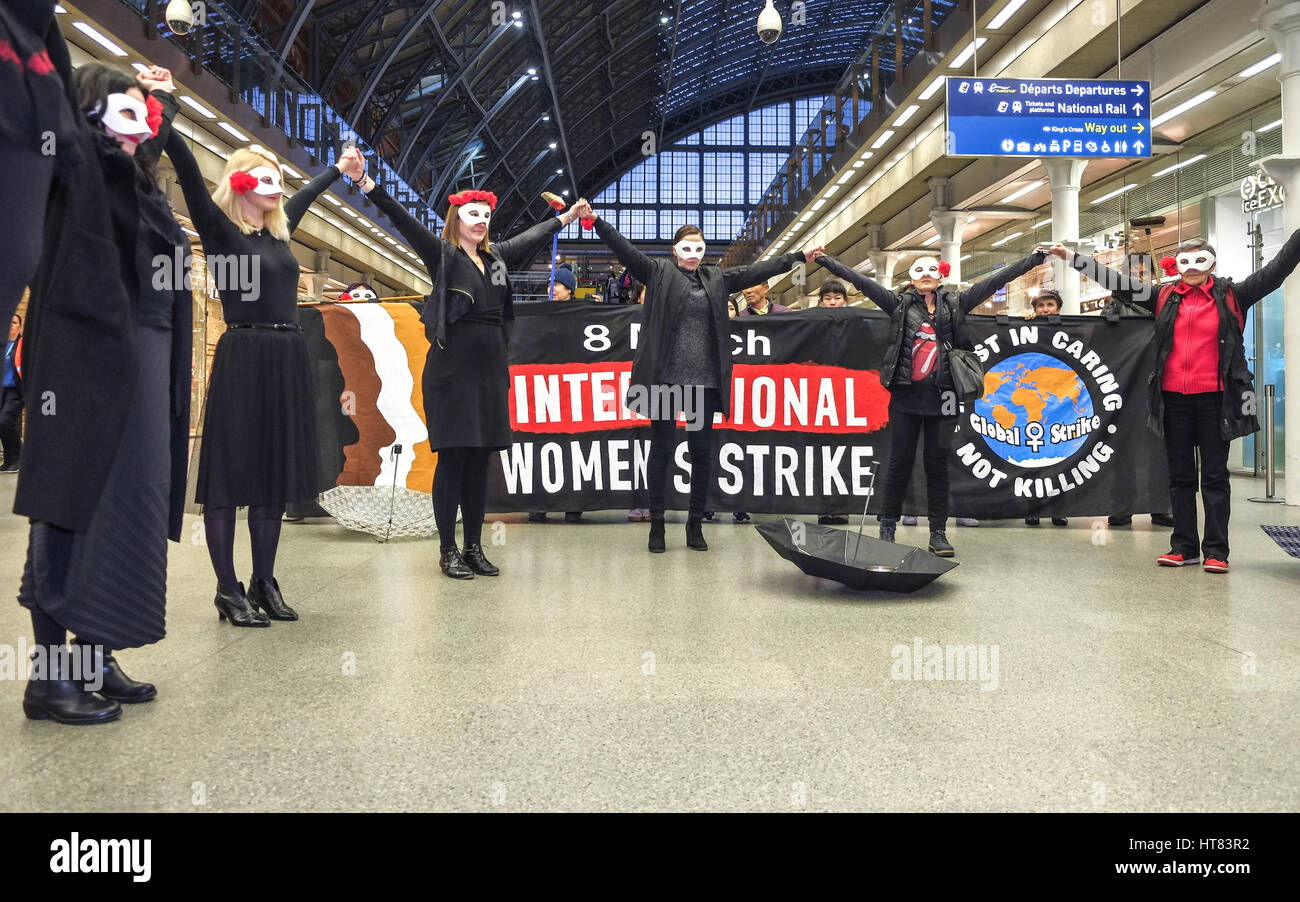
[1,475,1297,812]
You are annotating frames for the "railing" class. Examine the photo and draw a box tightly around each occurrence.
[114,0,439,230]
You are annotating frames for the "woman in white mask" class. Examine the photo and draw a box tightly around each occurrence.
[16,63,190,725]
[815,248,1046,557]
[165,109,362,624]
[346,153,587,579]
[1050,234,1300,573]
[582,205,820,553]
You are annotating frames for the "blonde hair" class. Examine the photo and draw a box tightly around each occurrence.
[441,204,492,254]
[212,148,291,242]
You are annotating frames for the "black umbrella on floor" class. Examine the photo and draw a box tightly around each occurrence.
[755,518,958,592]
[1260,525,1300,559]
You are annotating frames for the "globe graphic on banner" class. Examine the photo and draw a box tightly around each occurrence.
[973,353,1094,468]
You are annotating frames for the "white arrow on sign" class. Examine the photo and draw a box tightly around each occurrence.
[1133,103,1144,114]
[1133,85,1144,96]
[1134,140,1144,153]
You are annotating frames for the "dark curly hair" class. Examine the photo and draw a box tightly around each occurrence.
[72,62,160,185]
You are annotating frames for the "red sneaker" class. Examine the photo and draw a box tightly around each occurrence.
[1204,558,1229,573]
[1157,552,1201,567]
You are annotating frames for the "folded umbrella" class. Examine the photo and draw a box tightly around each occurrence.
[755,518,958,592]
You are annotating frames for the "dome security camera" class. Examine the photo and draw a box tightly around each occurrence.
[166,0,195,36]
[757,0,782,44]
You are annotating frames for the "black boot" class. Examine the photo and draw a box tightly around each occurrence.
[879,518,897,542]
[929,530,955,557]
[686,516,708,551]
[22,648,122,725]
[648,516,666,553]
[73,640,156,703]
[247,576,299,621]
[463,543,499,576]
[214,582,271,627]
[440,546,474,579]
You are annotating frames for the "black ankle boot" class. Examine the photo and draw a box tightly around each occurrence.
[686,516,708,551]
[463,543,499,576]
[929,530,954,557]
[440,546,474,579]
[22,648,122,725]
[879,518,897,542]
[214,582,271,627]
[247,576,299,621]
[648,517,666,553]
[73,640,156,703]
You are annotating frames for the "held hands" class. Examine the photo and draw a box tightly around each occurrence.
[573,198,596,229]
[136,65,175,93]
[337,146,367,183]
[804,247,825,262]
[1046,243,1072,260]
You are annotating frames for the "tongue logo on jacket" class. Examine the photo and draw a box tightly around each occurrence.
[911,320,938,381]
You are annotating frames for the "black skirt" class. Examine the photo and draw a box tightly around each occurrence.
[18,326,172,649]
[423,319,512,450]
[196,327,318,508]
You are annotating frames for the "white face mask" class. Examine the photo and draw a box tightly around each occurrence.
[909,256,942,281]
[245,165,283,196]
[100,92,152,140]
[457,203,492,227]
[346,287,377,301]
[674,239,706,264]
[1175,249,1216,274]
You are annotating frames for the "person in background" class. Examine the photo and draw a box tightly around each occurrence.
[551,266,576,301]
[738,281,790,316]
[339,281,379,302]
[1,313,22,473]
[1020,289,1068,527]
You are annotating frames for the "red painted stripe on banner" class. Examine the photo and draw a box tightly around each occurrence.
[508,362,891,434]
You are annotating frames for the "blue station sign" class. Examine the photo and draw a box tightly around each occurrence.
[945,77,1152,158]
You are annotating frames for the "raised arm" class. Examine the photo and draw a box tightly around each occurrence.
[1234,225,1300,309]
[814,253,900,315]
[359,178,443,280]
[1055,244,1157,306]
[134,67,180,167]
[285,162,343,233]
[494,214,567,271]
[958,250,1046,312]
[163,127,232,240]
[721,251,807,294]
[592,216,654,284]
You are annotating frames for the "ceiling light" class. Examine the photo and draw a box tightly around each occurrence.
[992,231,1023,247]
[72,22,127,56]
[549,142,557,149]
[1259,118,1284,132]
[960,254,972,261]
[894,104,920,126]
[1238,53,1281,80]
[179,96,217,119]
[837,171,855,185]
[1090,184,1137,204]
[324,196,341,206]
[920,76,945,100]
[541,114,550,121]
[1150,90,1216,128]
[989,0,1028,29]
[923,234,940,245]
[512,10,522,18]
[948,38,987,69]
[871,130,895,149]
[217,122,248,142]
[130,62,149,73]
[811,198,826,211]
[527,68,537,76]
[1000,180,1043,204]
[280,164,303,179]
[1034,218,1050,228]
[1151,153,1207,178]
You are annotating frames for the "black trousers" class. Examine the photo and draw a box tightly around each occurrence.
[1162,391,1231,560]
[0,385,21,463]
[647,386,720,518]
[879,408,953,528]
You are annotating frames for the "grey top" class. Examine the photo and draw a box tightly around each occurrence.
[660,269,719,388]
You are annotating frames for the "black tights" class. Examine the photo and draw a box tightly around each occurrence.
[29,610,114,661]
[647,387,720,518]
[203,505,285,588]
[434,447,493,550]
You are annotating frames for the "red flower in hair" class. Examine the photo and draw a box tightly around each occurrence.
[938,260,951,278]
[339,292,353,302]
[1160,256,1179,277]
[145,94,164,140]
[448,189,498,210]
[229,170,259,194]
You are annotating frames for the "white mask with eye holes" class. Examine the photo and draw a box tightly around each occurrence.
[246,165,284,196]
[674,239,706,265]
[100,92,152,140]
[1175,249,1216,275]
[457,203,492,227]
[909,256,942,282]
[347,287,377,302]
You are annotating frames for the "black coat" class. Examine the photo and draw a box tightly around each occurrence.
[594,218,804,416]
[1070,228,1300,441]
[12,19,138,534]
[816,253,1044,390]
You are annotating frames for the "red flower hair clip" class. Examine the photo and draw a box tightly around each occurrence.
[938,260,951,278]
[229,171,259,194]
[580,217,596,230]
[1160,256,1179,277]
[448,189,498,210]
[145,94,164,140]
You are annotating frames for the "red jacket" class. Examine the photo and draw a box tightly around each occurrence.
[1156,278,1244,394]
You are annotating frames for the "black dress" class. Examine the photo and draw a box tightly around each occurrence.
[167,129,338,507]
[17,110,191,650]
[365,184,563,450]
